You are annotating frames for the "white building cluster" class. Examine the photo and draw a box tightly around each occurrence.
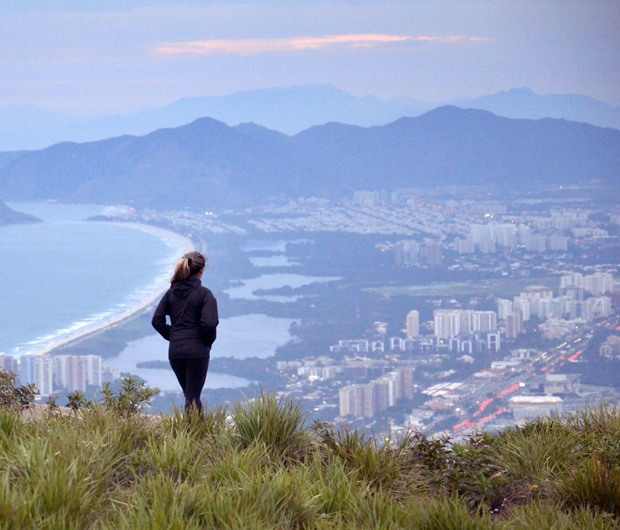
[0,354,107,396]
[497,278,614,338]
[339,367,415,418]
[454,222,569,255]
[433,310,497,339]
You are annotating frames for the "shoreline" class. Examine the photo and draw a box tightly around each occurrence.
[19,221,194,358]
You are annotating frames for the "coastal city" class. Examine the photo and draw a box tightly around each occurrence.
[4,186,619,437]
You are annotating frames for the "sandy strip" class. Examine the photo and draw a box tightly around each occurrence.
[22,222,194,358]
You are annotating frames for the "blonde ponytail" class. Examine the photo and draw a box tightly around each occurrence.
[170,251,207,283]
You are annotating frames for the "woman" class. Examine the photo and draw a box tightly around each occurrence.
[152,251,218,413]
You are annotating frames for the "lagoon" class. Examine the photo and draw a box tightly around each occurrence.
[107,314,298,390]
[224,274,340,302]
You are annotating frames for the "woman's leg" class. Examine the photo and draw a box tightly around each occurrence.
[169,358,188,393]
[182,357,210,413]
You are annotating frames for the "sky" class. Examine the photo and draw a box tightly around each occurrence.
[1,0,618,117]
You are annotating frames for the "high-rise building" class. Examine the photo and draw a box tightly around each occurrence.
[85,355,102,388]
[339,386,355,417]
[487,332,501,352]
[569,300,592,321]
[406,310,420,338]
[470,224,494,244]
[548,236,568,252]
[395,241,421,268]
[425,242,443,267]
[589,297,613,319]
[434,310,461,339]
[475,311,497,332]
[479,238,496,254]
[561,273,584,289]
[513,297,531,321]
[525,235,547,252]
[353,190,380,208]
[19,355,53,396]
[455,238,475,254]
[519,286,553,316]
[53,355,103,392]
[497,299,513,320]
[584,273,614,295]
[396,367,415,399]
[339,367,415,418]
[517,224,530,245]
[496,224,517,249]
[434,310,497,338]
[559,286,584,301]
[506,311,524,339]
[0,355,17,374]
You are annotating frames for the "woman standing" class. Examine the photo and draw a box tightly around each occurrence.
[152,251,218,413]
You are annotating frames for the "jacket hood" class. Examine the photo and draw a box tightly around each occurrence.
[171,277,201,300]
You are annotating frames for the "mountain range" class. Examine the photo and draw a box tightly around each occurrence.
[1,106,618,209]
[1,86,619,151]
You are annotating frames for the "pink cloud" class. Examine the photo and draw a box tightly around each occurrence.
[153,34,487,57]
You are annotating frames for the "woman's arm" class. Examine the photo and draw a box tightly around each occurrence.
[152,292,171,340]
[200,290,219,346]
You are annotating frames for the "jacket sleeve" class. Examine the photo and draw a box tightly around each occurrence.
[152,291,171,341]
[200,290,219,346]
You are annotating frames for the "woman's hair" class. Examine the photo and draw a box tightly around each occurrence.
[170,251,207,284]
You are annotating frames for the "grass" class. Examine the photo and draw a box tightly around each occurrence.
[1,395,620,529]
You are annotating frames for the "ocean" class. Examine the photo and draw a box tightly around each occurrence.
[0,202,190,356]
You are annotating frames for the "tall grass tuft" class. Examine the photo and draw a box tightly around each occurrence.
[0,416,122,529]
[565,402,620,437]
[506,502,620,530]
[232,389,310,461]
[488,418,583,485]
[318,425,427,499]
[555,452,620,516]
[406,497,495,530]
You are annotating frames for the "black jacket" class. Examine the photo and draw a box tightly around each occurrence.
[152,277,219,359]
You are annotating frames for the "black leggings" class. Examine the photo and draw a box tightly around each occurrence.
[169,357,210,412]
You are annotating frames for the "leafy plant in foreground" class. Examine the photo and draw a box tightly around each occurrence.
[0,370,37,412]
[66,390,90,413]
[99,376,160,415]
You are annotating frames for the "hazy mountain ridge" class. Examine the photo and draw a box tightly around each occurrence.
[1,106,618,209]
[1,85,618,151]
[0,201,41,225]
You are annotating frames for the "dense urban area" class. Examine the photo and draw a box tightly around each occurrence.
[5,185,619,437]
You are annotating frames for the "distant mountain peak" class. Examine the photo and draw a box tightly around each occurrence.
[0,84,618,151]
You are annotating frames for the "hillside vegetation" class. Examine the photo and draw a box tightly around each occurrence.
[1,384,620,529]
